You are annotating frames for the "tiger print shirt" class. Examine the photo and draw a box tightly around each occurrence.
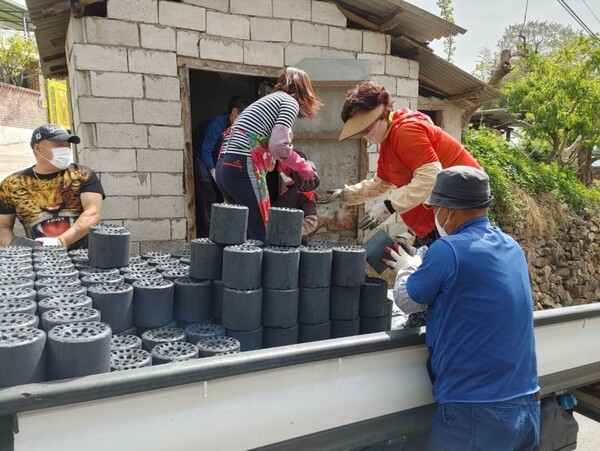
[0,164,105,248]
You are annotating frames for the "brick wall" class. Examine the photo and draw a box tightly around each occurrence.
[0,82,47,129]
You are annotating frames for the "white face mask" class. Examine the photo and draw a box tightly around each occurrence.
[40,146,73,170]
[434,209,449,237]
[363,119,388,144]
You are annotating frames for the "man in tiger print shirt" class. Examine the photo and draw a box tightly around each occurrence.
[0,124,105,249]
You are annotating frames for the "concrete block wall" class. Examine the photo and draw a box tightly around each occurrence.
[64,0,420,251]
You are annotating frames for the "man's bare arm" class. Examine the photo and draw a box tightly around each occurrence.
[0,213,16,246]
[59,192,103,246]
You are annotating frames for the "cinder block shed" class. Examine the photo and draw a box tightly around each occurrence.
[24,0,501,252]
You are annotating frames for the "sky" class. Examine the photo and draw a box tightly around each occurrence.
[12,0,597,73]
[414,0,598,72]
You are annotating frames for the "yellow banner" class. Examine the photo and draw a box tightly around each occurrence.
[46,79,71,128]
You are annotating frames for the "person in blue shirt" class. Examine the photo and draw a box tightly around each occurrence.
[383,166,540,451]
[192,96,250,237]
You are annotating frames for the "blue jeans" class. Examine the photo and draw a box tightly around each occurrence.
[427,394,541,451]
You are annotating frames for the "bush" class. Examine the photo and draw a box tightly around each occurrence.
[463,128,600,226]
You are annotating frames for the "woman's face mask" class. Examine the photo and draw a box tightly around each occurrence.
[362,118,388,144]
[40,146,73,170]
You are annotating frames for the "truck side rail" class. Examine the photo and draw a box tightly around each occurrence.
[1,303,600,415]
[0,303,599,450]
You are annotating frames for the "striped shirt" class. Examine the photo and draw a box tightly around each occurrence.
[223,91,299,154]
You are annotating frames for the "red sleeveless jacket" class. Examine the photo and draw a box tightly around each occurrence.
[377,109,481,237]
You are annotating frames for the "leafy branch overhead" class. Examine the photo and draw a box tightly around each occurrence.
[503,36,600,177]
[0,32,40,87]
[464,17,599,184]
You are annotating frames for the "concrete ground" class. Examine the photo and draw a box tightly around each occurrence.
[574,412,600,450]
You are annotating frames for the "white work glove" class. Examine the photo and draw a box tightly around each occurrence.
[317,189,344,204]
[35,237,63,247]
[358,203,393,230]
[382,243,422,273]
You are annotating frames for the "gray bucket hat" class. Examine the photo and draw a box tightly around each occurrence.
[425,166,494,209]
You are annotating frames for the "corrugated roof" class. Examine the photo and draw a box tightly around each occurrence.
[0,0,32,32]
[24,0,71,77]
[335,0,465,44]
[470,109,528,129]
[392,36,503,106]
[23,0,501,107]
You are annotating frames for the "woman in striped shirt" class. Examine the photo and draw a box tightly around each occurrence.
[216,67,322,242]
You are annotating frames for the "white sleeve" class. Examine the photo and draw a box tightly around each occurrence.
[389,162,442,214]
[392,266,427,314]
[342,174,395,206]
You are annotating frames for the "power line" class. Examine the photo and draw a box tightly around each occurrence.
[557,0,600,43]
[580,0,600,27]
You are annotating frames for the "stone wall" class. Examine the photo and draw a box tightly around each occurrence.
[521,216,600,309]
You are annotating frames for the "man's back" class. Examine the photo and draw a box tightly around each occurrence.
[408,216,538,403]
[192,113,229,168]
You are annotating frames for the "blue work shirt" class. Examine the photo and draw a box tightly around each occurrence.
[406,216,539,403]
[192,113,229,171]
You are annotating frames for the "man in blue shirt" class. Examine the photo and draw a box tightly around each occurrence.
[192,96,249,237]
[384,166,540,450]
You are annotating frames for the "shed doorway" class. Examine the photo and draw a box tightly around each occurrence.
[184,67,281,239]
[179,60,365,244]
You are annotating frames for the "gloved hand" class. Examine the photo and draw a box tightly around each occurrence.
[382,243,422,272]
[297,173,320,192]
[395,238,417,256]
[35,237,63,247]
[317,189,344,204]
[358,203,393,230]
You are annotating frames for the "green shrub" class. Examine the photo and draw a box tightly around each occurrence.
[463,128,600,223]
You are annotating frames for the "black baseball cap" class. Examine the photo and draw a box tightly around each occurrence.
[30,124,81,148]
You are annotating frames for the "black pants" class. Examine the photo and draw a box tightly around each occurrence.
[193,156,223,238]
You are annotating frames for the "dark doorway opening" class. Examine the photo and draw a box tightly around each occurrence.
[188,69,280,238]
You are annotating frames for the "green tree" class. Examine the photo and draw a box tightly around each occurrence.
[503,36,600,182]
[474,21,580,86]
[497,21,579,59]
[0,32,39,87]
[436,0,456,62]
[472,46,494,82]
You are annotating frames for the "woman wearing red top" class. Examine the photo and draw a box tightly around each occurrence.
[321,81,482,246]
